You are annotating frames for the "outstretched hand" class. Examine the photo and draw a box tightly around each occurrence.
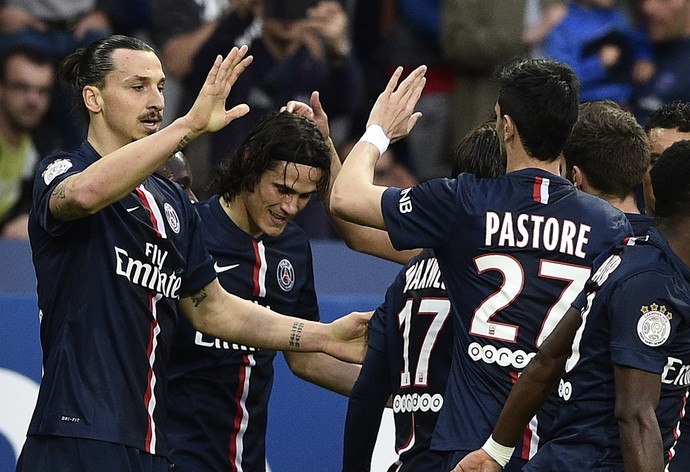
[186,45,254,135]
[453,450,502,472]
[282,91,330,140]
[324,310,372,363]
[367,65,427,143]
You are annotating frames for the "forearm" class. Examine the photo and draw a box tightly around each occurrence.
[54,118,199,219]
[285,351,361,396]
[619,413,664,472]
[330,140,386,229]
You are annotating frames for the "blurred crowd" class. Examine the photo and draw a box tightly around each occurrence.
[1,0,689,240]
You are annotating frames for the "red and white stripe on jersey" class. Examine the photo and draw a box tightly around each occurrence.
[511,371,540,460]
[668,389,688,463]
[136,183,168,239]
[229,354,256,471]
[533,176,550,205]
[144,292,163,454]
[252,240,267,298]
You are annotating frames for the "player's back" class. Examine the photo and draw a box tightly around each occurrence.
[379,169,632,461]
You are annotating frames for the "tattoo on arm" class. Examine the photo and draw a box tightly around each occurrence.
[50,180,76,218]
[289,321,304,347]
[190,288,208,307]
[174,135,192,154]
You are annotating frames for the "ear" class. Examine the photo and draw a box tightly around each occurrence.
[83,85,102,113]
[502,114,515,142]
[571,165,584,189]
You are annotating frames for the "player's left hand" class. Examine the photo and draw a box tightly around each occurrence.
[452,450,502,472]
[367,65,426,144]
[324,310,372,363]
[283,91,330,140]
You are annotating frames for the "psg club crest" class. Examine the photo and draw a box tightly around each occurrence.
[637,303,672,347]
[164,203,180,234]
[42,159,73,185]
[277,259,295,292]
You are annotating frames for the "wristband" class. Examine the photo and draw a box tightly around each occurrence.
[358,125,390,156]
[481,435,515,468]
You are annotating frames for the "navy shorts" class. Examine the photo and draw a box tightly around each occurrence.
[16,436,171,472]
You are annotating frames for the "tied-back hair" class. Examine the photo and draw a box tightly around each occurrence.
[59,34,155,116]
[650,140,690,221]
[645,100,690,133]
[211,112,331,201]
[496,58,580,162]
[452,120,505,179]
[564,101,649,200]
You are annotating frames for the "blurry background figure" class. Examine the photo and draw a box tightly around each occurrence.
[157,151,198,203]
[543,0,654,108]
[151,0,363,203]
[440,0,565,169]
[632,0,690,125]
[0,45,60,240]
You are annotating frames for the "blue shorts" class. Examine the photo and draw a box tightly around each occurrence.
[16,436,171,472]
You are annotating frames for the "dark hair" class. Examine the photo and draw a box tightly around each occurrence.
[564,101,649,200]
[211,112,331,200]
[645,100,690,133]
[452,120,506,178]
[0,45,54,83]
[497,58,579,161]
[59,35,155,115]
[650,140,690,221]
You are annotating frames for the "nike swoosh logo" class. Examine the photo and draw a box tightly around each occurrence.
[126,206,140,212]
[214,262,240,273]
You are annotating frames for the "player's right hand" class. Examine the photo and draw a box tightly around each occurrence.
[453,449,502,472]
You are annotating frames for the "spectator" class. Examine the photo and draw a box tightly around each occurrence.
[632,0,690,125]
[0,45,60,240]
[544,0,654,107]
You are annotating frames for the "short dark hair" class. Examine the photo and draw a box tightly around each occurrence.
[645,100,690,133]
[211,112,331,200]
[497,58,579,161]
[59,35,155,115]
[452,120,505,178]
[0,45,54,83]
[650,140,690,221]
[564,101,649,200]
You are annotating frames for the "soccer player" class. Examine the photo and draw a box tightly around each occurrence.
[455,140,690,472]
[18,35,368,472]
[563,100,653,235]
[157,151,198,203]
[166,109,361,472]
[342,121,505,471]
[330,58,632,471]
[643,100,690,216]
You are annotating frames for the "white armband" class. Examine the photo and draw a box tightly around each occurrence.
[358,125,390,156]
[481,435,515,468]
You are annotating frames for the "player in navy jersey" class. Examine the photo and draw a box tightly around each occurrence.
[563,100,653,236]
[331,58,633,471]
[157,151,198,203]
[167,109,361,472]
[342,121,505,471]
[456,139,690,472]
[17,35,369,472]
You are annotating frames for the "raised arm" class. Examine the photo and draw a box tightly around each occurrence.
[284,92,420,264]
[179,278,370,364]
[50,46,252,221]
[329,65,426,230]
[454,305,584,471]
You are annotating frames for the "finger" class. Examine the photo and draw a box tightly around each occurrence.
[221,55,253,96]
[204,54,224,87]
[225,103,250,122]
[404,77,426,111]
[383,66,404,98]
[310,91,325,117]
[406,112,423,134]
[395,65,427,100]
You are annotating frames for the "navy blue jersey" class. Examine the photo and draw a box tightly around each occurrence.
[380,170,632,461]
[343,248,452,471]
[526,228,690,471]
[27,142,216,456]
[166,196,319,472]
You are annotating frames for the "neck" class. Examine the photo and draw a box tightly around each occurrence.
[506,147,562,175]
[220,195,259,237]
[586,188,641,214]
[655,219,690,268]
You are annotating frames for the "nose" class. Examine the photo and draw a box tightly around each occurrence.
[149,87,164,111]
[280,194,299,216]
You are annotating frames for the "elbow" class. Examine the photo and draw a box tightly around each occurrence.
[329,186,350,221]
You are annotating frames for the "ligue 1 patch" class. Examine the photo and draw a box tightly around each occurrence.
[164,203,180,234]
[637,303,672,347]
[277,259,295,292]
[42,159,73,185]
